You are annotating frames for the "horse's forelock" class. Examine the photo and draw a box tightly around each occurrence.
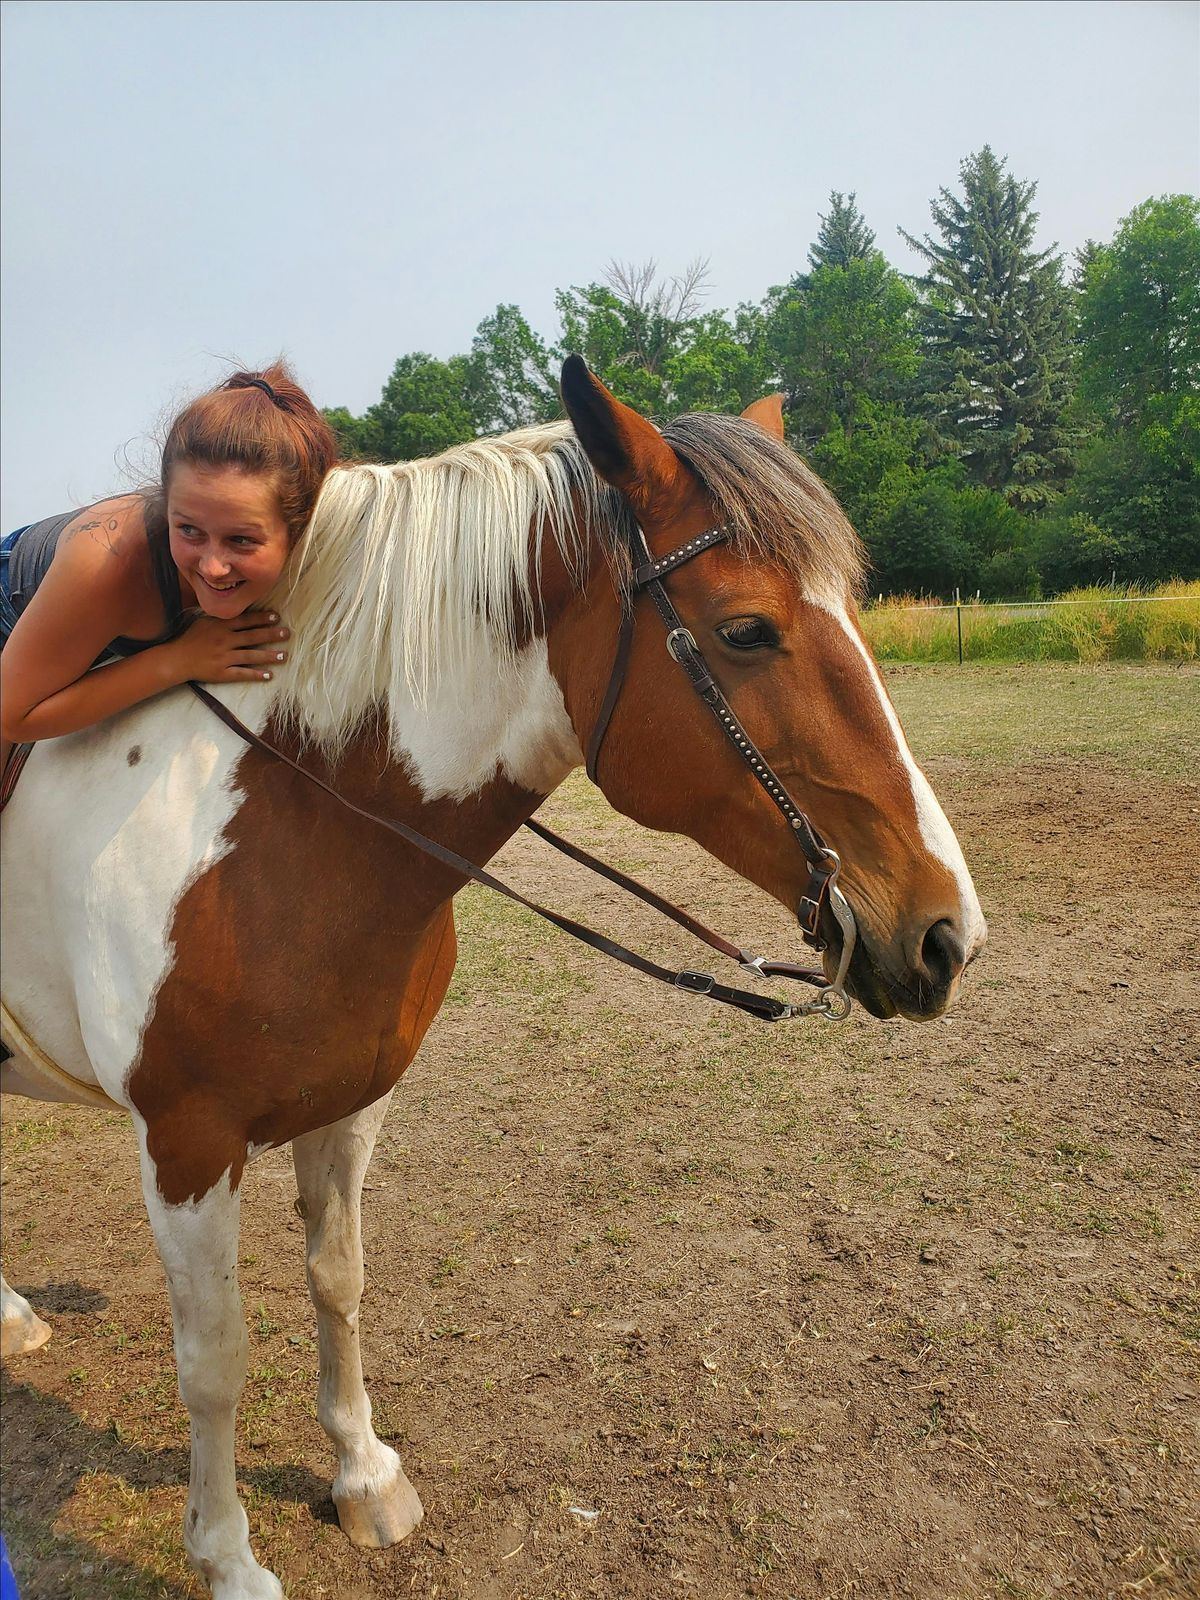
[658,412,867,602]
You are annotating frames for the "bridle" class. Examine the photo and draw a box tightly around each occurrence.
[186,517,860,1025]
[584,519,858,1018]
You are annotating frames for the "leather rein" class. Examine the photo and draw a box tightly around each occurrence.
[189,521,858,1025]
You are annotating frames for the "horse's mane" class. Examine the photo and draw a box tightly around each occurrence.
[273,415,863,758]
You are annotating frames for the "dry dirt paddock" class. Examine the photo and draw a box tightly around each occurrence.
[2,663,1197,1600]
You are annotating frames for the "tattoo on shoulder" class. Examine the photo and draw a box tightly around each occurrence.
[66,512,123,554]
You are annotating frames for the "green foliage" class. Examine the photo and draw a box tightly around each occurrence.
[766,254,920,442]
[321,405,371,460]
[810,399,923,539]
[901,146,1075,505]
[866,473,1035,599]
[808,191,877,273]
[466,303,560,432]
[551,262,772,418]
[355,352,476,461]
[322,178,1198,594]
[1057,198,1200,583]
[665,308,774,415]
[1076,195,1200,425]
[1052,394,1200,584]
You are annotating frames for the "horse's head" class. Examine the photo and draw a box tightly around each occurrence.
[549,358,986,1022]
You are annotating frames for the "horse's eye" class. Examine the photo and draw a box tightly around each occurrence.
[717,617,778,651]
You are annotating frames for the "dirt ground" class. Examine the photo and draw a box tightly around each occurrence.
[2,666,1197,1600]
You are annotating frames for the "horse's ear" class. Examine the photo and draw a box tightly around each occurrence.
[560,356,683,512]
[741,394,786,441]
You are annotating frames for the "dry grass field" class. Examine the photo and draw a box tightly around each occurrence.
[2,663,1197,1600]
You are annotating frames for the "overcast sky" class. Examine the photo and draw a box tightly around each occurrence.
[2,0,1197,528]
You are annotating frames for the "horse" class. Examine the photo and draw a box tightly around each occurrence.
[0,359,986,1598]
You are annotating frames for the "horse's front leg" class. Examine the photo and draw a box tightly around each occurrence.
[138,1143,283,1600]
[291,1091,423,1548]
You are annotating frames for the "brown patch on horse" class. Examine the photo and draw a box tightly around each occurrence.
[128,714,543,1205]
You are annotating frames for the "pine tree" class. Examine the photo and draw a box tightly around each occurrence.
[808,191,877,273]
[900,147,1075,505]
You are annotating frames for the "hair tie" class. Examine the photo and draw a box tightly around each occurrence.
[239,377,278,402]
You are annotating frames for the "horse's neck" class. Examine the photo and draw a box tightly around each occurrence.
[270,635,583,867]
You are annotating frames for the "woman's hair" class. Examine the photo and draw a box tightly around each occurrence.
[159,361,339,544]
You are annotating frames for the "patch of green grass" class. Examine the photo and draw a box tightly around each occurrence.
[883,662,1200,780]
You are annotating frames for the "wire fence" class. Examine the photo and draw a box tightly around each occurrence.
[860,585,1200,664]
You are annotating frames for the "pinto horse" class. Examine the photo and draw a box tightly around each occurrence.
[0,361,985,1598]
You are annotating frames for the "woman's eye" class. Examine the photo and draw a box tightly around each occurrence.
[717,618,778,651]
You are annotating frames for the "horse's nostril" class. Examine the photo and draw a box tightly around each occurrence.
[919,918,966,992]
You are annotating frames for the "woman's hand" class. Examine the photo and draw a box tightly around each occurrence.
[163,611,290,686]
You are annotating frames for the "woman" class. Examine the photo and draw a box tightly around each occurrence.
[0,364,339,773]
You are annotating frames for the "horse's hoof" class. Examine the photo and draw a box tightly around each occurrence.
[1,1307,51,1359]
[205,1565,284,1600]
[334,1470,424,1549]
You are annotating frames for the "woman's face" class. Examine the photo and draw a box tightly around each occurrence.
[166,464,291,617]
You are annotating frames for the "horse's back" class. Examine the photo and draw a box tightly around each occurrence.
[1,686,266,1104]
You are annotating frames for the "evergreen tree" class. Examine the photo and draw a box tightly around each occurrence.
[900,147,1075,505]
[808,191,876,273]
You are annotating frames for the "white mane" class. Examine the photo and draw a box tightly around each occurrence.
[271,422,611,758]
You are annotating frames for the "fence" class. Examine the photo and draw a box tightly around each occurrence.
[859,583,1200,664]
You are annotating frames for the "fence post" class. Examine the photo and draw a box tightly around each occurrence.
[955,587,963,665]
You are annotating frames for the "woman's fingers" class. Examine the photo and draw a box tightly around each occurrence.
[232,623,289,647]
[225,664,278,682]
[231,610,281,631]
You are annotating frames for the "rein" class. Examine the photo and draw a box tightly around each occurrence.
[187,521,858,1025]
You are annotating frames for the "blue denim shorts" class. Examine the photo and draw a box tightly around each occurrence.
[0,526,28,644]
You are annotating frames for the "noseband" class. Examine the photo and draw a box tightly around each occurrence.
[189,521,859,1024]
[586,521,858,1015]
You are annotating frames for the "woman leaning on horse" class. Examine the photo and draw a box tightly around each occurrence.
[0,364,338,775]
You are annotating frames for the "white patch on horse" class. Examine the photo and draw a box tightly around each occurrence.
[818,597,986,950]
[135,1134,283,1596]
[0,682,276,1103]
[392,636,582,802]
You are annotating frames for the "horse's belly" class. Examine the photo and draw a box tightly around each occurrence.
[1,688,267,1102]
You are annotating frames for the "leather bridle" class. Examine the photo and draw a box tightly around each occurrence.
[185,519,859,1025]
[584,519,858,1016]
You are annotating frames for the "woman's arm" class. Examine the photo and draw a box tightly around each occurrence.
[0,510,287,744]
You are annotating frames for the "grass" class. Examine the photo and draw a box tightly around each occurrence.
[862,581,1200,663]
[882,661,1200,780]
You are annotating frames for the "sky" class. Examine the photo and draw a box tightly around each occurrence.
[1,0,1197,528]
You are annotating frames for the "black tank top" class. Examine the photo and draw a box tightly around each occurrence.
[6,501,186,659]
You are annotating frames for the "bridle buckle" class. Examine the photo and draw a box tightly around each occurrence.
[665,627,697,663]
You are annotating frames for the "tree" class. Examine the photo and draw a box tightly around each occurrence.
[358,353,476,461]
[900,146,1075,505]
[554,260,770,417]
[465,304,559,433]
[321,405,372,461]
[1075,195,1200,427]
[765,253,921,445]
[808,191,877,273]
[1056,196,1200,582]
